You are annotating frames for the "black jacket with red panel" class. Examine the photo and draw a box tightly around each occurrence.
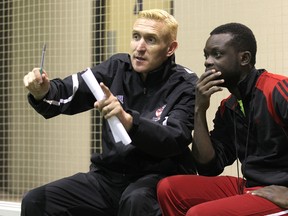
[196,68,288,187]
[27,53,198,176]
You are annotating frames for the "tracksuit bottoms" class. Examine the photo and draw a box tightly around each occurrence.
[21,168,164,216]
[157,175,285,216]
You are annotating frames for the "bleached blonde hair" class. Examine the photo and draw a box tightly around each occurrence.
[137,9,178,43]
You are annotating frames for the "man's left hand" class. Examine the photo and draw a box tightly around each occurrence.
[251,185,288,209]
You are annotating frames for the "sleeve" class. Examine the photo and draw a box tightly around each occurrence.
[196,101,237,176]
[273,79,288,127]
[27,57,117,119]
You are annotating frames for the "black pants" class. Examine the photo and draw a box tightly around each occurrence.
[21,169,164,216]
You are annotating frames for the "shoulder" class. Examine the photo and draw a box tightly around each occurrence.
[256,70,288,94]
[108,53,131,63]
[258,70,287,81]
[175,64,199,83]
[175,64,195,74]
[90,53,132,79]
[94,53,131,72]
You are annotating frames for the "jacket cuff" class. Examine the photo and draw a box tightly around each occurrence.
[27,93,44,107]
[126,109,140,135]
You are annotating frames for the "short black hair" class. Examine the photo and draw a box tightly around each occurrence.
[210,23,257,66]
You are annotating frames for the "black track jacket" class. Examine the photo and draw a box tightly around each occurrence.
[28,53,198,176]
[197,69,288,187]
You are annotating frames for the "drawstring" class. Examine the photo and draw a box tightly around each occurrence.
[234,100,252,194]
[241,105,252,193]
[233,73,259,194]
[233,112,243,194]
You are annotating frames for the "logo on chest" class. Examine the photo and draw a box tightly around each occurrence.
[152,105,167,121]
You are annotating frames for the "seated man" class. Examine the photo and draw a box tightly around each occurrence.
[22,9,198,216]
[157,22,288,216]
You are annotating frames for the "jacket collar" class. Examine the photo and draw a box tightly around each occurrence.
[129,54,176,85]
[226,69,266,110]
[145,54,176,83]
[237,68,263,101]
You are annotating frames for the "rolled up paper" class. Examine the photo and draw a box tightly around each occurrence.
[81,68,132,145]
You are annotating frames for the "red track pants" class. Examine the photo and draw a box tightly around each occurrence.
[157,175,286,216]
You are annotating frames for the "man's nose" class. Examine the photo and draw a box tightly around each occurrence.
[136,38,146,51]
[204,56,214,68]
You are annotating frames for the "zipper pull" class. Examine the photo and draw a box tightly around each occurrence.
[237,99,245,116]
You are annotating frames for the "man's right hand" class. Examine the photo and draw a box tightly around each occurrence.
[23,68,50,101]
[195,69,224,112]
[192,69,224,164]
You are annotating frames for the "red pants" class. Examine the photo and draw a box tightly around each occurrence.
[157,175,285,216]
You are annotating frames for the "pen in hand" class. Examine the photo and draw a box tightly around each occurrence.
[39,43,46,75]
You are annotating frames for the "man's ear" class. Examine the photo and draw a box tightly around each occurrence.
[240,51,251,66]
[166,41,178,57]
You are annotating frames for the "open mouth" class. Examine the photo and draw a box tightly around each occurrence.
[135,56,145,61]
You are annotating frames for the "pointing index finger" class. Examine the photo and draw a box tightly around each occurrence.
[100,82,111,98]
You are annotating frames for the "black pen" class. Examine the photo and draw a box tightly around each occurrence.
[39,44,46,75]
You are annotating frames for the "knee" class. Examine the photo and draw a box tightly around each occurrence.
[21,188,44,216]
[120,188,147,206]
[186,204,213,216]
[156,177,172,201]
[21,190,35,209]
[119,187,161,215]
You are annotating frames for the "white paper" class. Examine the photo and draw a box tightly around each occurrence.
[81,68,131,145]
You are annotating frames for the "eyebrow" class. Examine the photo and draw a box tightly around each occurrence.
[204,46,222,53]
[132,29,158,37]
